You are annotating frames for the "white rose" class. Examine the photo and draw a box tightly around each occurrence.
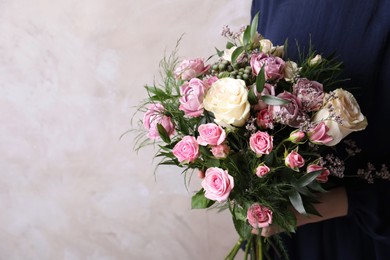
[284,61,299,82]
[309,54,322,66]
[312,88,368,146]
[222,46,237,62]
[271,45,284,57]
[203,78,250,127]
[260,39,273,54]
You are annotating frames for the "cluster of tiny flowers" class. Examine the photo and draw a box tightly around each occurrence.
[322,154,345,178]
[245,117,258,134]
[325,93,344,125]
[221,25,246,40]
[343,139,362,157]
[357,163,390,183]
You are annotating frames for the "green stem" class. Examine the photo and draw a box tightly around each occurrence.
[225,237,243,260]
[257,236,263,260]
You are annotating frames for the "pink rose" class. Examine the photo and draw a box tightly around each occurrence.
[255,164,270,177]
[211,144,230,159]
[250,53,285,80]
[292,78,324,112]
[269,91,304,128]
[179,78,207,117]
[256,109,274,129]
[285,151,305,171]
[174,58,210,80]
[308,122,333,145]
[307,164,330,183]
[247,203,273,228]
[143,103,175,140]
[197,123,226,146]
[203,76,219,89]
[249,131,273,156]
[288,130,306,143]
[172,136,200,163]
[201,167,234,202]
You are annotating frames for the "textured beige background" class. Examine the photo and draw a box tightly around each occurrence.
[0,0,251,259]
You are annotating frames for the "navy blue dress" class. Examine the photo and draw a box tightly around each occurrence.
[251,1,390,259]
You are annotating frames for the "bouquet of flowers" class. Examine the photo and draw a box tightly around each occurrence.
[133,13,367,259]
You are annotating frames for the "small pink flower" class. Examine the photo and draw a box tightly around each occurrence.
[247,203,273,228]
[174,58,210,80]
[143,103,175,140]
[211,144,230,159]
[249,131,273,156]
[285,151,305,171]
[197,123,226,146]
[203,76,219,89]
[292,78,324,112]
[256,109,274,129]
[201,167,234,202]
[172,136,200,163]
[308,122,333,145]
[288,130,306,143]
[307,164,330,183]
[179,78,207,117]
[255,164,270,177]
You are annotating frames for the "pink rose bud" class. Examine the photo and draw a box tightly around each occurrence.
[211,144,230,159]
[249,131,274,157]
[247,203,273,228]
[197,123,226,146]
[285,151,305,171]
[288,130,306,143]
[174,58,210,80]
[256,109,274,129]
[292,78,324,112]
[179,78,207,117]
[255,164,270,177]
[201,167,234,202]
[172,136,200,163]
[307,164,330,183]
[308,122,333,145]
[143,103,175,140]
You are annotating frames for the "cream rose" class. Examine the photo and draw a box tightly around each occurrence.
[312,88,368,146]
[203,78,250,127]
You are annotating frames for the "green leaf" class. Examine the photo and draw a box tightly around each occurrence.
[250,12,260,41]
[255,66,265,93]
[288,190,306,214]
[232,205,252,240]
[243,25,251,46]
[294,170,322,188]
[191,189,215,209]
[308,181,328,193]
[261,95,290,106]
[157,123,171,143]
[248,87,258,105]
[231,46,244,65]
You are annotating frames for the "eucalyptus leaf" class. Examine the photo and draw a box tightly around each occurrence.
[256,66,265,93]
[250,12,260,41]
[288,190,306,214]
[261,95,290,106]
[294,170,322,188]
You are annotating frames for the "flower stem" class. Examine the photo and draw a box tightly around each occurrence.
[225,237,244,260]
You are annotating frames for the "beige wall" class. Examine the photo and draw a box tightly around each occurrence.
[0,0,251,259]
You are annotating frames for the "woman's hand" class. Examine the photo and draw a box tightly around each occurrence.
[255,186,348,237]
